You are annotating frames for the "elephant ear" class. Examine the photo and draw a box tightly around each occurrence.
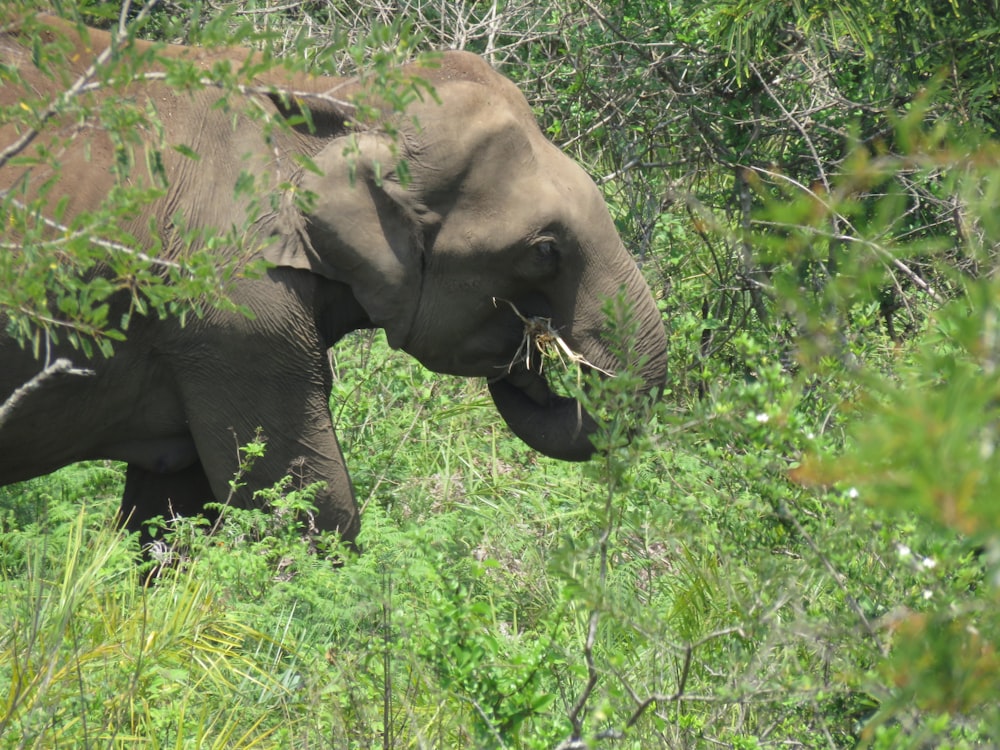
[264,132,431,349]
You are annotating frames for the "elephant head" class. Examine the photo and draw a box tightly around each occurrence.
[267,52,667,460]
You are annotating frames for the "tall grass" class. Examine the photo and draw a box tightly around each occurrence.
[0,497,312,748]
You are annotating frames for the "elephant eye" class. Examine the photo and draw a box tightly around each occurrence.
[535,240,558,263]
[521,238,559,280]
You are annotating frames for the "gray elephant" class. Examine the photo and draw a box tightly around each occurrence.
[0,16,667,548]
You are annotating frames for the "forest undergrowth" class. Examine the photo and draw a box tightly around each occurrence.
[2,313,994,747]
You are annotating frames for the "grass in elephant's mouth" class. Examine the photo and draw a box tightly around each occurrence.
[492,298,615,380]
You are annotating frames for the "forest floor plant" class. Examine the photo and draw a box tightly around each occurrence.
[2,303,994,747]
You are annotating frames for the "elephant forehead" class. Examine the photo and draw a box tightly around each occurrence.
[399,77,611,226]
[429,188,556,257]
[405,92,538,180]
[433,151,606,244]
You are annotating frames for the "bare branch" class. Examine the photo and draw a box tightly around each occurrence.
[74,72,358,115]
[0,359,94,431]
[0,192,182,271]
[748,164,946,304]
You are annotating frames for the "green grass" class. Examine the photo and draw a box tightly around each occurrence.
[0,330,996,749]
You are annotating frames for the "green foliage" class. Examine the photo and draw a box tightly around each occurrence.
[0,495,296,747]
[8,320,990,747]
[0,1,430,355]
[2,8,241,355]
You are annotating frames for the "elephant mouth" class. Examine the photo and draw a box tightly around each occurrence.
[487,359,598,462]
[492,362,565,407]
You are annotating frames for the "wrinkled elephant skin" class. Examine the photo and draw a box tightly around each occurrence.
[0,16,667,548]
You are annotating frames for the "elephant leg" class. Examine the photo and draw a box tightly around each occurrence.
[121,461,217,549]
[179,382,361,551]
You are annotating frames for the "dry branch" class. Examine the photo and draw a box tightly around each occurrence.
[493,297,614,377]
[0,358,95,431]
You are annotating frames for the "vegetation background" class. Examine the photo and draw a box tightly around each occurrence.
[2,0,999,747]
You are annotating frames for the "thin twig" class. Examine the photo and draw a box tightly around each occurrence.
[73,72,358,114]
[748,165,945,304]
[0,0,162,172]
[0,192,182,270]
[619,625,747,732]
[493,297,614,377]
[1,1,357,180]
[777,500,886,655]
[0,358,95,431]
[564,455,621,744]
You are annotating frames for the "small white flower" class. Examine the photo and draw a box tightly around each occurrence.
[921,557,937,569]
[847,487,859,499]
[806,431,816,440]
[755,413,769,423]
[897,544,912,557]
[923,589,933,600]
[980,439,994,460]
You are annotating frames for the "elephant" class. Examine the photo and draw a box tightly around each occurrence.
[0,15,667,550]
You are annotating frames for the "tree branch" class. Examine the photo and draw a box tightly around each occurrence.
[0,358,94,432]
[0,0,163,172]
[0,192,183,271]
[74,73,358,115]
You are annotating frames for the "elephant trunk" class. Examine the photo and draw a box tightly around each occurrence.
[489,258,667,461]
